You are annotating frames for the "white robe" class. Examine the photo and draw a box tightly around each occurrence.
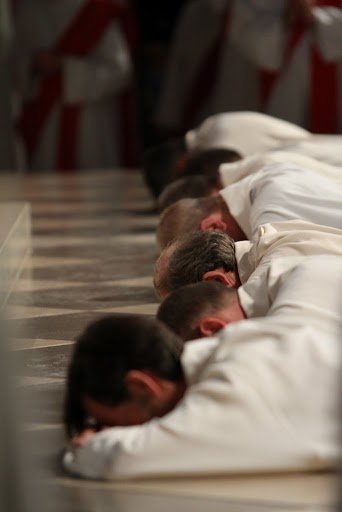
[13,0,132,170]
[63,256,342,479]
[155,1,259,131]
[185,111,342,165]
[219,150,342,187]
[220,162,342,239]
[231,1,342,130]
[185,111,310,157]
[236,220,342,317]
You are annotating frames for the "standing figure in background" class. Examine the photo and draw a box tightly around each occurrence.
[0,0,16,170]
[13,0,136,171]
[232,0,342,133]
[154,0,259,136]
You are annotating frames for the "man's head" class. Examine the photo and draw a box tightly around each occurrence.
[64,315,185,437]
[157,281,245,341]
[156,196,245,251]
[183,148,241,180]
[157,175,220,213]
[154,230,239,299]
[143,137,187,198]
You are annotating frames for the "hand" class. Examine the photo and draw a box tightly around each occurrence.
[71,425,110,448]
[33,51,62,76]
[71,428,97,448]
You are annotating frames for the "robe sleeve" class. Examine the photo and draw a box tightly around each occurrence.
[62,22,132,104]
[230,0,286,71]
[313,6,342,61]
[63,315,341,480]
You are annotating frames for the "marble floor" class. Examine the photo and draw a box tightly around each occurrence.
[0,170,338,512]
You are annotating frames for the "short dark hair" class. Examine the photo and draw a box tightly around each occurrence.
[183,148,241,179]
[143,137,186,198]
[157,281,237,341]
[157,175,218,212]
[157,231,236,295]
[64,315,184,437]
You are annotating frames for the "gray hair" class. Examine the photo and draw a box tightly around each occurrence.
[155,231,236,296]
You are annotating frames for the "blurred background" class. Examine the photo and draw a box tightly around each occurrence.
[1,2,342,511]
[2,0,342,174]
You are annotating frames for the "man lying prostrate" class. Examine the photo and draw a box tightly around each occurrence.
[143,111,310,197]
[144,111,342,198]
[157,240,342,340]
[64,257,342,480]
[158,150,342,212]
[154,221,342,298]
[157,281,246,341]
[157,162,342,249]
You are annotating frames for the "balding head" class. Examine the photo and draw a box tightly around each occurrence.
[156,196,223,251]
[154,230,238,299]
[157,175,219,213]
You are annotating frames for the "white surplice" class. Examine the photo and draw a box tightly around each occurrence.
[220,162,342,239]
[185,111,310,157]
[219,150,342,188]
[185,111,342,165]
[63,256,342,479]
[13,0,132,170]
[231,1,342,130]
[236,221,342,317]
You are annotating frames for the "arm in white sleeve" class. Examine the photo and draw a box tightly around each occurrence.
[63,317,341,480]
[313,6,342,60]
[230,0,286,70]
[62,22,132,104]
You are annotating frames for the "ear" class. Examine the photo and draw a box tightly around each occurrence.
[199,317,227,337]
[125,370,162,402]
[202,269,237,288]
[209,188,221,198]
[200,214,227,232]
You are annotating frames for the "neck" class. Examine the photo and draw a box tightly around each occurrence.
[230,294,246,321]
[220,202,247,241]
[157,379,187,417]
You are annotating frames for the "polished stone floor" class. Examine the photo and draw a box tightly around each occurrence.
[0,170,338,512]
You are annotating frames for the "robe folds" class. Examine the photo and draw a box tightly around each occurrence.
[236,220,342,317]
[185,111,342,165]
[185,111,310,157]
[14,0,133,170]
[64,256,342,479]
[220,162,342,239]
[219,150,342,187]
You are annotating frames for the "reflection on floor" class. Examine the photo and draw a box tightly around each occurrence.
[0,170,337,512]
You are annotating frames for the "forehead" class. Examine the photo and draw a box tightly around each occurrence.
[82,395,130,424]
